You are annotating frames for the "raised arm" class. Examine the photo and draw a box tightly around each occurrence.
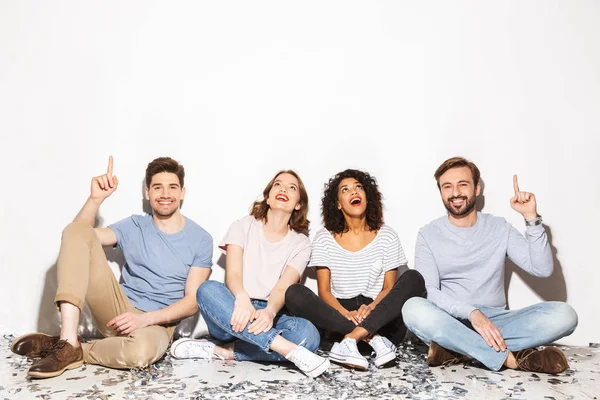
[507,174,553,277]
[510,174,538,221]
[74,156,118,226]
[73,156,119,246]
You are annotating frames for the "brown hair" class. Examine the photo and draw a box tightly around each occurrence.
[250,170,310,236]
[434,156,480,189]
[145,157,185,188]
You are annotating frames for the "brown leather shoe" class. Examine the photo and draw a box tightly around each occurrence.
[427,342,470,367]
[514,346,569,374]
[11,333,59,357]
[27,339,83,379]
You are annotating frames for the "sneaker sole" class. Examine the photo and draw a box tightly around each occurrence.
[11,333,53,356]
[374,350,396,367]
[27,359,84,379]
[304,358,330,378]
[329,353,369,370]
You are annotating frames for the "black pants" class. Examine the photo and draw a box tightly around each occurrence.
[285,269,426,345]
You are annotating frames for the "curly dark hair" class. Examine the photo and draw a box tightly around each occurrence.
[322,169,384,234]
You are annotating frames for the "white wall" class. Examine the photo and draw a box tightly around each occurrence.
[1,1,598,346]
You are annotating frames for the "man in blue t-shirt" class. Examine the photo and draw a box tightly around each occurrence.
[11,156,213,378]
[402,157,577,375]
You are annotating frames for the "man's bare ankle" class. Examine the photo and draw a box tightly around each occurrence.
[59,336,80,348]
[504,351,518,369]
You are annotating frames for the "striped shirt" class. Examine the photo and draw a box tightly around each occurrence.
[309,225,408,299]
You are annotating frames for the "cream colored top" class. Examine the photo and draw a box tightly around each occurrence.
[219,215,311,300]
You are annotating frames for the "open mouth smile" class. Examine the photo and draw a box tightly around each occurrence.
[449,196,467,207]
[275,194,289,202]
[157,199,175,206]
[349,196,362,206]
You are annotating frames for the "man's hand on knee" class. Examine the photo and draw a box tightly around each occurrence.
[469,309,506,352]
[107,312,151,335]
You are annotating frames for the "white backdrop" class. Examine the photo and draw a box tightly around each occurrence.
[1,1,598,346]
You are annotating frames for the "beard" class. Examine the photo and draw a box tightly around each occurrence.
[444,195,477,217]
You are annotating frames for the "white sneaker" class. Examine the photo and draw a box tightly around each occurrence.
[286,346,330,378]
[169,338,224,360]
[329,338,369,370]
[369,335,396,367]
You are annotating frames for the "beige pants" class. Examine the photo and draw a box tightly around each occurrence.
[54,222,175,369]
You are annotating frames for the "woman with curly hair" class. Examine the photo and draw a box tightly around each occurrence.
[286,169,426,370]
[170,170,330,378]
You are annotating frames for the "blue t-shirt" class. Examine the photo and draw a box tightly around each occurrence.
[109,214,213,312]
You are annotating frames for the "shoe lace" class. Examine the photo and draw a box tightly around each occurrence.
[201,342,224,360]
[372,336,391,351]
[516,348,537,371]
[293,356,309,369]
[29,339,69,359]
[189,340,224,361]
[440,349,467,367]
[291,350,315,370]
[440,356,463,367]
[370,336,382,346]
[342,339,358,353]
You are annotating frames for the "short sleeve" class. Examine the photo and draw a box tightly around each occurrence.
[219,218,247,253]
[307,229,330,268]
[287,239,312,275]
[382,227,408,273]
[108,216,138,249]
[192,234,214,268]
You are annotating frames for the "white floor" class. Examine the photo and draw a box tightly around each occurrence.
[1,335,598,400]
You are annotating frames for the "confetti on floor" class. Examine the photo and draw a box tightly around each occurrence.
[1,335,598,399]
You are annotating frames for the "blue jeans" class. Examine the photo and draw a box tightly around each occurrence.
[402,297,578,371]
[197,281,320,362]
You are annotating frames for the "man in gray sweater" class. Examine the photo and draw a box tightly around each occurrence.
[402,157,577,374]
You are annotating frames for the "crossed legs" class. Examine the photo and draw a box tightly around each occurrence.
[402,297,578,371]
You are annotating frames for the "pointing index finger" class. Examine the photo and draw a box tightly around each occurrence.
[107,155,114,178]
[513,174,520,194]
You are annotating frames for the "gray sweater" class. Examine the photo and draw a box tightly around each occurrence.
[415,212,553,320]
